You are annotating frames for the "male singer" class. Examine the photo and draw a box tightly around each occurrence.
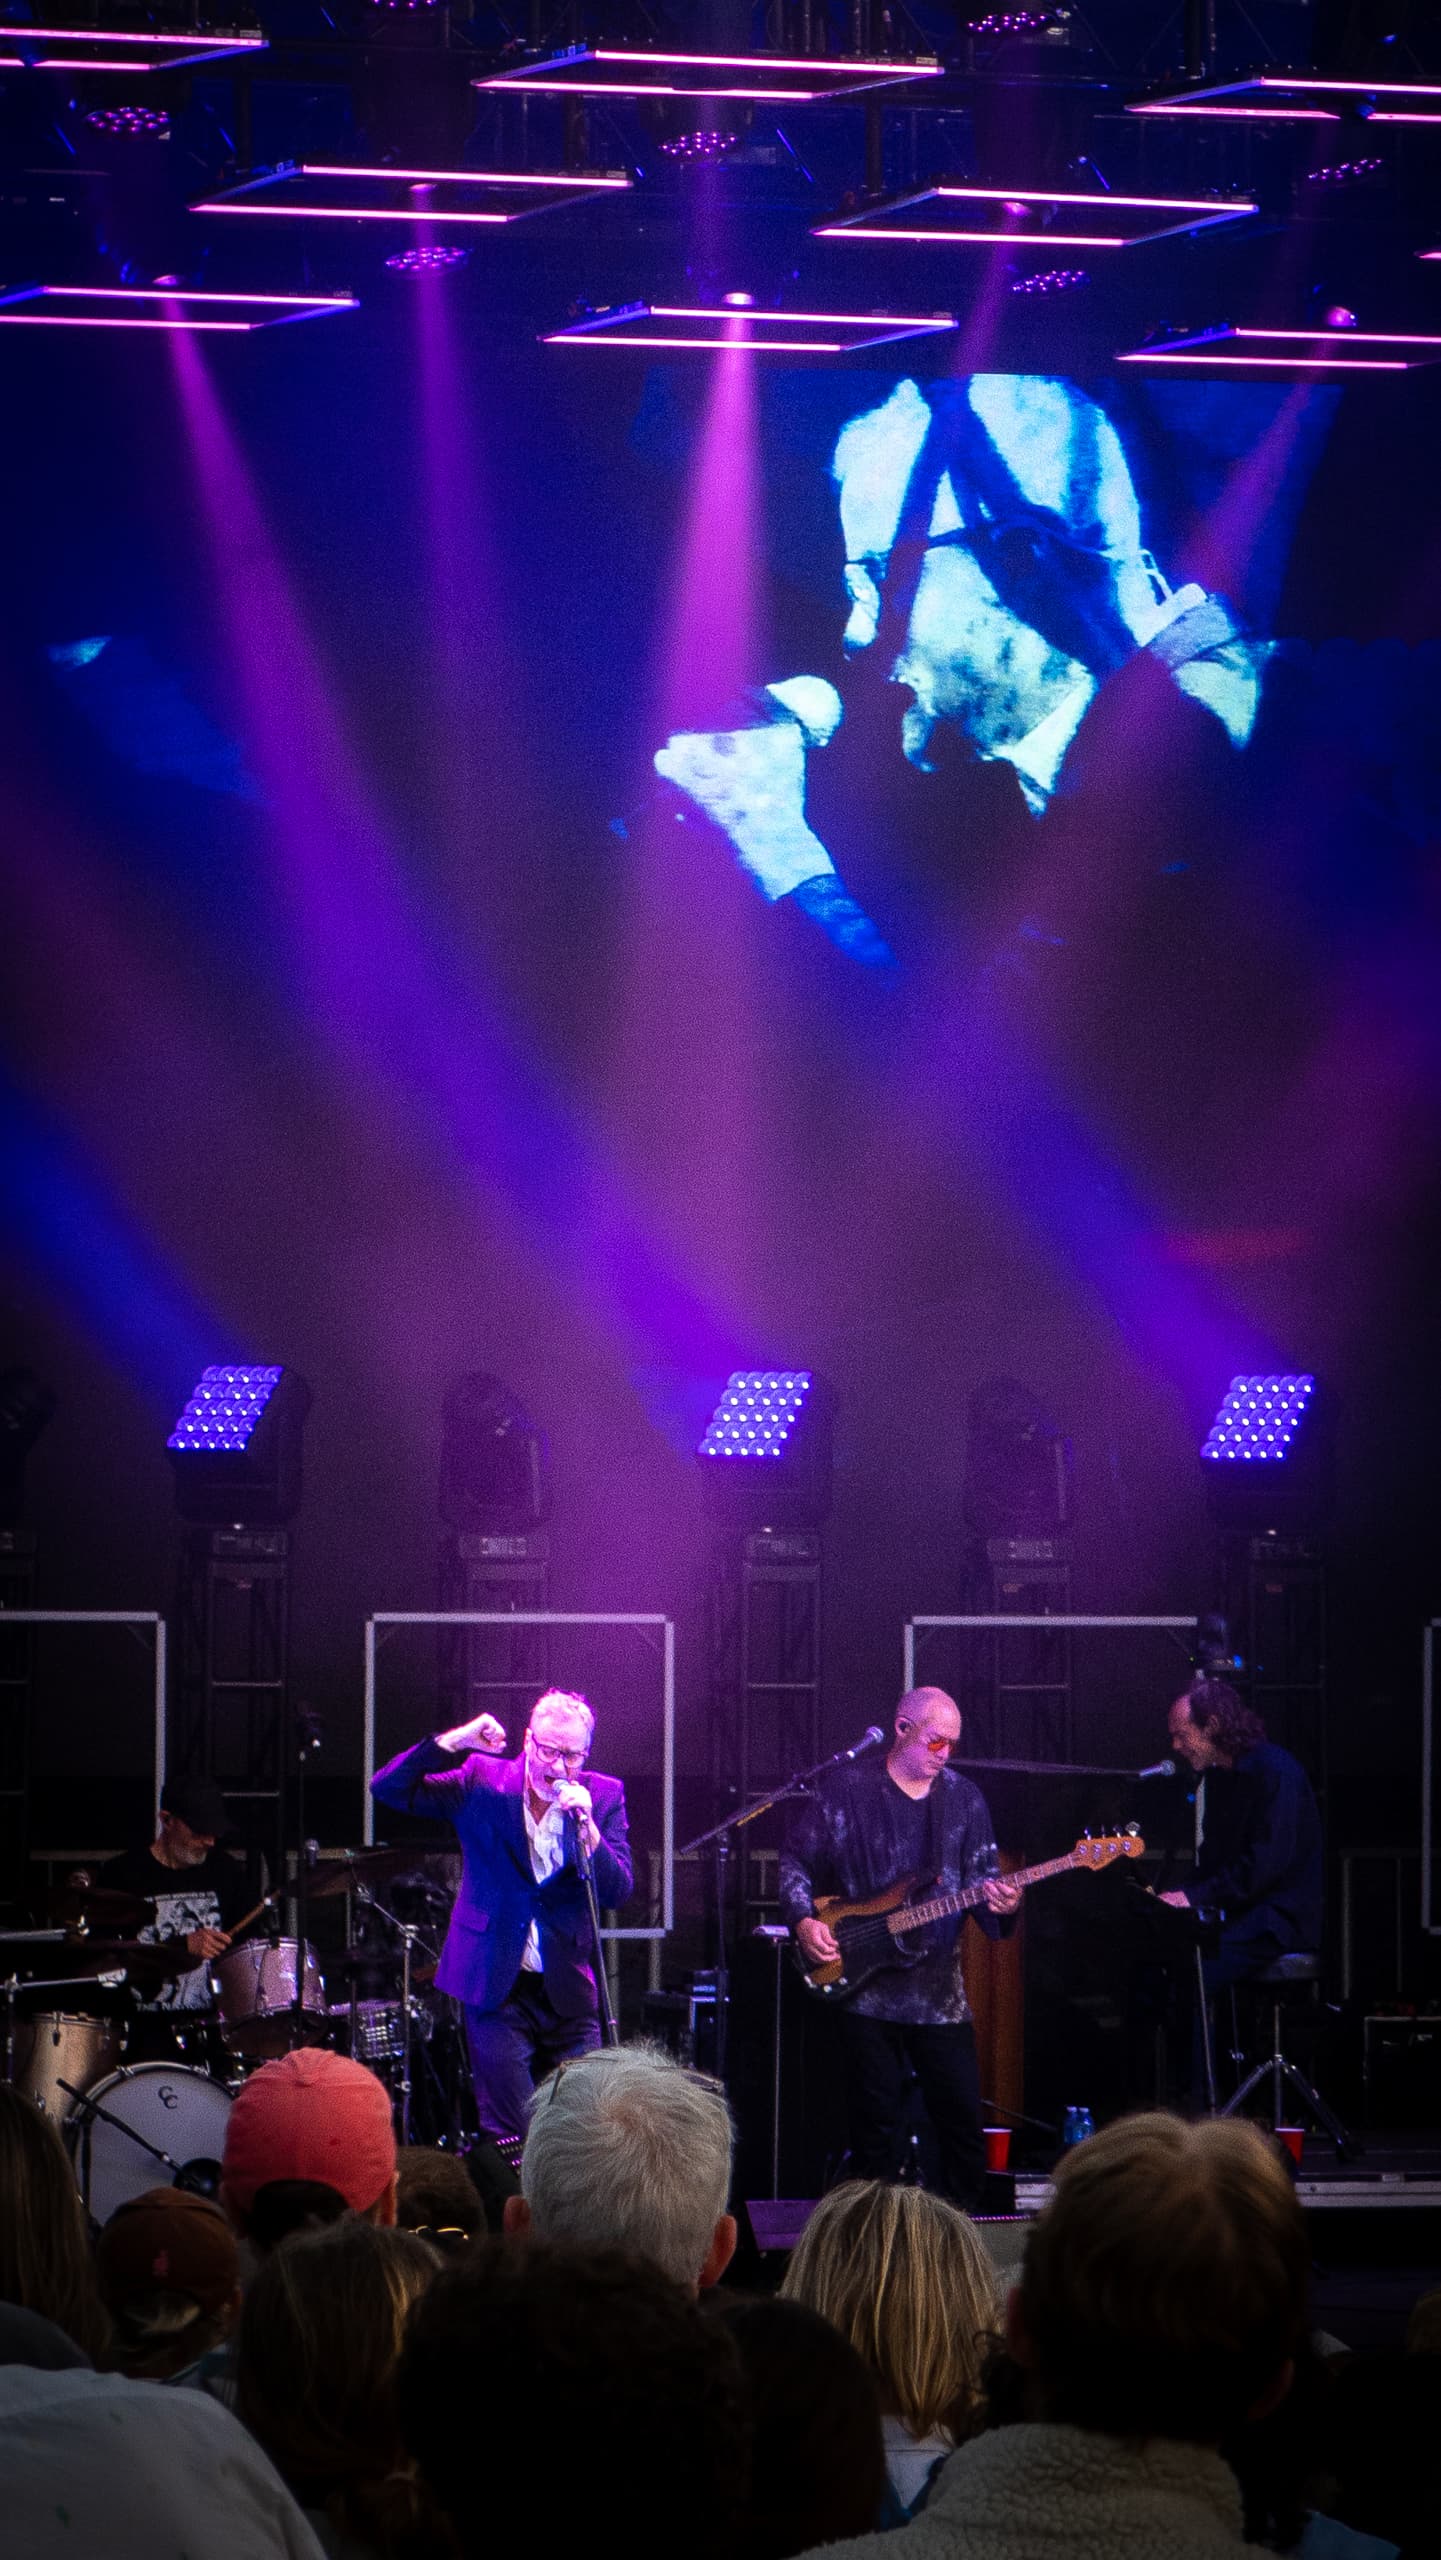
[371,1688,632,2141]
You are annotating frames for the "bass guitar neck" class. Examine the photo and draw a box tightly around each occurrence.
[798,1828,1144,2000]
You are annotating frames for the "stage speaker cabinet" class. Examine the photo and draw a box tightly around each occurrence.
[641,1977,722,2077]
[1363,2014,1441,2127]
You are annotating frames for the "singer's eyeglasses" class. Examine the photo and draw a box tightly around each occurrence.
[527,1737,588,1772]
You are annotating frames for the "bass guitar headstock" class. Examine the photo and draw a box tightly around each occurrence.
[1071,1825,1145,1869]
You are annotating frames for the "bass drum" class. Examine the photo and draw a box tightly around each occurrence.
[71,2063,232,2225]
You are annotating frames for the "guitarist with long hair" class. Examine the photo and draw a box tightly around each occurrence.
[779,1687,1022,2207]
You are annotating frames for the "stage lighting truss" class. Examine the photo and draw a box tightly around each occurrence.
[1119,322,1441,372]
[0,283,358,331]
[1200,1375,1315,1464]
[699,1373,814,1461]
[814,182,1256,250]
[542,301,956,353]
[475,45,942,104]
[193,163,632,226]
[0,21,266,73]
[1128,71,1441,126]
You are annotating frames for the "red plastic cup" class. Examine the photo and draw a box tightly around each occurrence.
[1276,2126,1304,2167]
[984,2126,1012,2172]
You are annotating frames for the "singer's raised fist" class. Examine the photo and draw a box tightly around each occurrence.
[436,1712,508,1756]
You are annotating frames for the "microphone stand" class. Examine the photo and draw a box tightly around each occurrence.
[569,1810,619,2049]
[679,1735,881,2090]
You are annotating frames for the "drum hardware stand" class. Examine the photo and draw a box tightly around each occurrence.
[289,1703,324,2041]
[354,1885,432,2142]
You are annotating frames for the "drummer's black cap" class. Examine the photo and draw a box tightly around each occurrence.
[160,1774,232,1840]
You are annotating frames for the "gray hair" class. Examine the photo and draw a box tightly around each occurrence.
[521,2044,733,2290]
[528,1689,595,1743]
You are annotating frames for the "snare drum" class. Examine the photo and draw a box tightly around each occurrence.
[14,2014,122,2120]
[215,1939,325,2060]
[72,2062,232,2225]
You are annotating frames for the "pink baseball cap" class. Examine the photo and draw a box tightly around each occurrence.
[221,2048,396,2216]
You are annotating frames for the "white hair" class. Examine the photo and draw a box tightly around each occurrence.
[520,2043,733,2290]
[528,1689,595,1742]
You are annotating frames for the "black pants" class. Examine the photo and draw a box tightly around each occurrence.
[464,1971,600,2143]
[838,2012,987,2208]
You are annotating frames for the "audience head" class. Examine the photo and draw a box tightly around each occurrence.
[398,2239,749,2560]
[394,2146,483,2257]
[97,2186,240,2379]
[782,2177,1002,2441]
[0,2085,108,2361]
[712,2291,886,2560]
[1014,2111,1309,2442]
[221,2049,397,2240]
[506,2041,736,2291]
[237,2217,440,2552]
[1406,2286,1441,2354]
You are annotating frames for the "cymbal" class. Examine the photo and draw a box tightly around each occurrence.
[307,1845,434,1902]
[46,1885,154,1930]
[57,1936,194,1979]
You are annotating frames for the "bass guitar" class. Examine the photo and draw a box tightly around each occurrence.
[795,1828,1144,2000]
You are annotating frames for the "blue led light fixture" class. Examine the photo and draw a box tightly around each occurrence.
[697,1370,832,1525]
[168,1363,310,1524]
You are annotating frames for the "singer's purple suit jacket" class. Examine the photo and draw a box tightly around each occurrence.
[370,1737,632,2018]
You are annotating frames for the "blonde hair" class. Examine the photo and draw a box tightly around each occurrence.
[1021,2111,1309,2442]
[781,2180,1002,2439]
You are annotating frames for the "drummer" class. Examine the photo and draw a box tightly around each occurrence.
[98,1777,253,2059]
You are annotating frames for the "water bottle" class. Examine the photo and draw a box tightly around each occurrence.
[1061,2105,1095,2147]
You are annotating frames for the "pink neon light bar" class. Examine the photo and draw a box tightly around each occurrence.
[194,162,631,222]
[477,44,941,103]
[0,282,357,332]
[544,300,955,354]
[1120,322,1441,372]
[548,335,849,352]
[818,225,1129,248]
[1128,71,1441,123]
[0,23,267,71]
[816,179,1255,249]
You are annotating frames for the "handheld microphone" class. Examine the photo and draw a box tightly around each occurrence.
[842,1727,886,1759]
[554,1780,595,1878]
[1135,1758,1176,1781]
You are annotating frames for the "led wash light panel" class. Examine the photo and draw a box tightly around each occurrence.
[700,1374,814,1460]
[195,164,631,225]
[0,283,358,332]
[168,1366,284,1454]
[1201,1376,1315,1464]
[1119,323,1441,373]
[815,183,1256,250]
[544,302,956,354]
[1128,72,1441,126]
[476,45,941,103]
[0,22,266,72]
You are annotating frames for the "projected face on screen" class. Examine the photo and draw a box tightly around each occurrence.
[655,372,1267,961]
